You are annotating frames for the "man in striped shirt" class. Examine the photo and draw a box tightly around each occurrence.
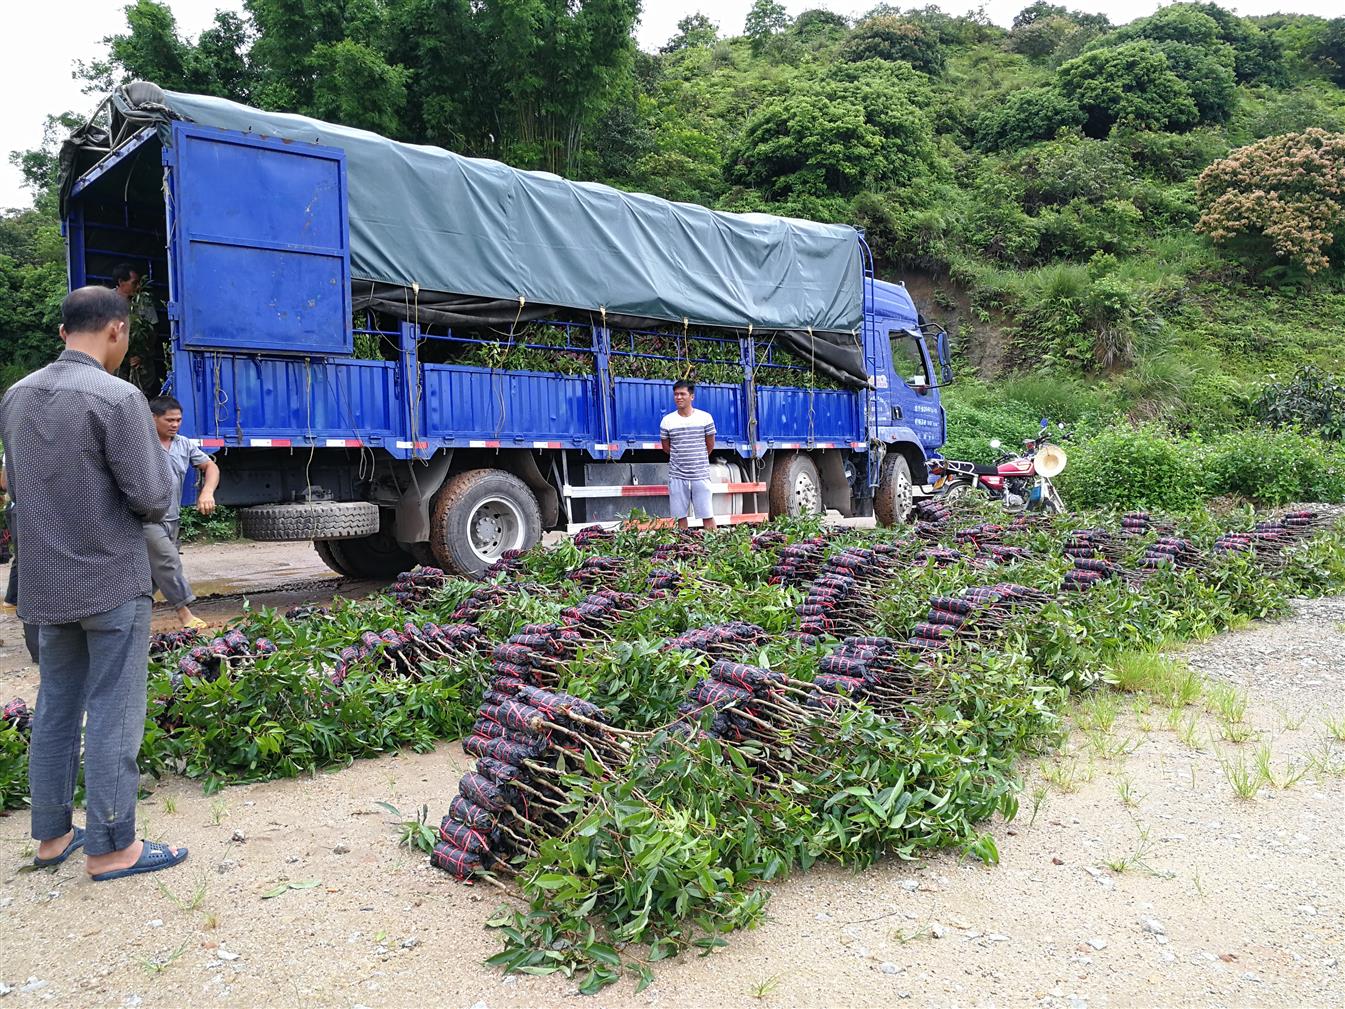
[660,380,717,530]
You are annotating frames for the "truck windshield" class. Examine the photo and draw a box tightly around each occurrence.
[889,330,931,391]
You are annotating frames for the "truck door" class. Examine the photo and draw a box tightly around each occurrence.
[164,122,352,355]
[887,328,944,448]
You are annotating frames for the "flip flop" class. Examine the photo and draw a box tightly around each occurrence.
[32,826,85,867]
[90,840,188,882]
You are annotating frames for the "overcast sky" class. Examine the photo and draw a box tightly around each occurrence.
[3,0,1339,210]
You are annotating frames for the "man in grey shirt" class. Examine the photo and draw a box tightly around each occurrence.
[0,286,188,881]
[145,395,220,629]
[660,379,717,530]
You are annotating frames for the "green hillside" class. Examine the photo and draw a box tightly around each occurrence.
[3,1,1343,507]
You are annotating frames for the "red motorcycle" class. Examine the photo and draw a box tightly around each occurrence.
[930,421,1068,514]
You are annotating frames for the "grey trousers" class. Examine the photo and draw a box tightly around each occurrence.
[145,520,195,609]
[30,595,152,855]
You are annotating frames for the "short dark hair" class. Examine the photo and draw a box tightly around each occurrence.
[111,262,138,285]
[61,286,131,336]
[149,395,183,416]
[673,379,695,393]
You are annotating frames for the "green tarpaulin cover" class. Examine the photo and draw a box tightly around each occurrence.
[158,91,866,341]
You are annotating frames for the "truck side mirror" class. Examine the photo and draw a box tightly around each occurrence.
[936,330,953,384]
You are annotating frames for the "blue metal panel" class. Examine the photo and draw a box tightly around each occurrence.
[188,353,397,442]
[422,365,598,443]
[167,123,351,356]
[612,379,744,444]
[756,386,861,444]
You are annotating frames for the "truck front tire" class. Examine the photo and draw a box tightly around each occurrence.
[875,452,914,527]
[239,501,380,541]
[768,454,823,518]
[429,469,542,577]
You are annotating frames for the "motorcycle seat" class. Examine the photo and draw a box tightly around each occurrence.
[970,462,1001,476]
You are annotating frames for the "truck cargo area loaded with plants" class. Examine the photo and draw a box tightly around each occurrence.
[57,83,951,576]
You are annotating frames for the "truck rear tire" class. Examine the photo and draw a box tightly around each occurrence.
[875,452,914,527]
[239,501,380,541]
[313,538,357,578]
[768,454,823,518]
[429,469,541,577]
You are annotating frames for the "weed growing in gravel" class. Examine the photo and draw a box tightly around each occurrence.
[157,877,208,911]
[1219,721,1257,744]
[1254,742,1309,789]
[1104,825,1159,874]
[1192,868,1207,897]
[1076,691,1121,733]
[1204,681,1249,724]
[1085,728,1138,761]
[209,799,228,825]
[1175,714,1206,751]
[891,921,934,944]
[1114,773,1141,808]
[162,795,177,814]
[1277,708,1306,731]
[1109,651,1184,696]
[139,941,188,976]
[1041,754,1091,793]
[1027,783,1050,826]
[1219,751,1266,799]
[749,975,782,999]
[376,800,437,854]
[1324,715,1345,742]
[1306,740,1345,777]
[202,910,219,930]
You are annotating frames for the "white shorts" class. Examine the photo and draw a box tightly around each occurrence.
[669,478,713,520]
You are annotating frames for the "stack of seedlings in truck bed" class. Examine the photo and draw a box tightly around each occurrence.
[331,621,484,686]
[794,544,904,642]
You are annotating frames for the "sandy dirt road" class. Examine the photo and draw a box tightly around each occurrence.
[0,543,1342,1008]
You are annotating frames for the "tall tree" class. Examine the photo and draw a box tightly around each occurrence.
[744,0,790,55]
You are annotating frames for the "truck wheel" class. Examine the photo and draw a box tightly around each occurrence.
[768,454,823,518]
[874,453,914,527]
[239,501,380,541]
[430,469,541,577]
[313,538,358,577]
[325,529,418,580]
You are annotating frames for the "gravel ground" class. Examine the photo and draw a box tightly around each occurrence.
[0,548,1342,1007]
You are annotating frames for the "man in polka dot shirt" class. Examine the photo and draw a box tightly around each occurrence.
[0,286,188,881]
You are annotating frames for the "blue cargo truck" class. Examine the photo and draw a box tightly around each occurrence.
[57,83,950,576]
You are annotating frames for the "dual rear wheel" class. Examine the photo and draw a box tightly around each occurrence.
[310,469,542,579]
